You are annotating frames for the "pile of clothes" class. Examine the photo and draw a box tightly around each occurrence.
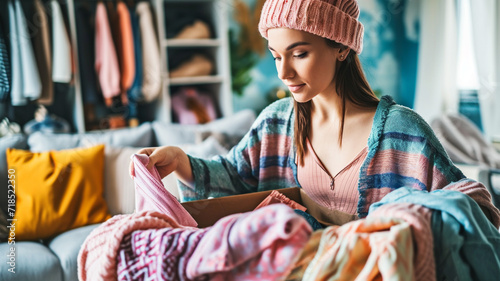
[78,154,500,281]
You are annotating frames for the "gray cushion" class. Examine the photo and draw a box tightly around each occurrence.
[27,122,154,152]
[184,136,229,158]
[0,134,28,214]
[0,241,63,281]
[152,109,256,146]
[48,223,101,281]
[152,121,199,145]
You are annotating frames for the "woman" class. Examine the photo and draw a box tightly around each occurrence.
[131,0,500,226]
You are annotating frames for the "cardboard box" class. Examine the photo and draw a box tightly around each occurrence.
[181,187,358,228]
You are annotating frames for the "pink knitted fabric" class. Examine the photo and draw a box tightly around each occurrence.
[186,204,312,280]
[369,203,436,281]
[258,0,364,54]
[117,227,208,281]
[133,153,197,227]
[77,211,183,281]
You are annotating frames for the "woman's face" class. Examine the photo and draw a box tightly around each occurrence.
[267,28,342,103]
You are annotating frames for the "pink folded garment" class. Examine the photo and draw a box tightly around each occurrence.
[254,190,307,212]
[132,153,197,227]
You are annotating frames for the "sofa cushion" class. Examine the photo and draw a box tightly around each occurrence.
[183,136,229,158]
[48,223,101,281]
[104,146,183,215]
[152,109,256,146]
[6,145,110,241]
[0,241,63,281]
[104,146,142,215]
[27,122,153,152]
[0,134,27,215]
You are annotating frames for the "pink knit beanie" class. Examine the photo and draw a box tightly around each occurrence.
[258,0,364,54]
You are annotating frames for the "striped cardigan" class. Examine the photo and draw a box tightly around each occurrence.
[179,95,500,227]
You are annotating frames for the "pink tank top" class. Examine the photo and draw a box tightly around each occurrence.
[297,138,368,215]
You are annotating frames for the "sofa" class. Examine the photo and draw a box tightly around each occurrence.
[0,110,256,281]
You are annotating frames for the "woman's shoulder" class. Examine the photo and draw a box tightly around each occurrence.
[383,96,433,133]
[373,95,441,146]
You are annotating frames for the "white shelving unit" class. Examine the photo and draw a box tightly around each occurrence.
[163,38,222,47]
[153,0,233,123]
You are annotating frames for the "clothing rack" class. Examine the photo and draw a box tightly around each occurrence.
[67,0,153,132]
[66,0,154,132]
[66,0,152,132]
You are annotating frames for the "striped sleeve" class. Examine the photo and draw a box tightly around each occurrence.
[359,97,466,217]
[360,96,500,225]
[369,107,464,191]
[178,98,298,202]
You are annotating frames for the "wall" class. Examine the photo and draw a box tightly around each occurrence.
[358,0,419,108]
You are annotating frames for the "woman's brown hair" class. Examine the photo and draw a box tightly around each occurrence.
[294,39,379,166]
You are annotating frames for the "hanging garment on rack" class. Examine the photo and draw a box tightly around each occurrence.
[75,4,99,104]
[136,2,161,102]
[8,0,22,105]
[103,1,128,112]
[105,0,128,106]
[116,2,135,98]
[32,0,53,105]
[51,0,72,83]
[11,0,42,105]
[95,2,121,107]
[106,1,119,46]
[128,3,143,99]
[0,18,10,102]
[126,4,143,121]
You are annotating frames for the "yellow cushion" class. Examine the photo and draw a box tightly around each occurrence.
[6,145,111,241]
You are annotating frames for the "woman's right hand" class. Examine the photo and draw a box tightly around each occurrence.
[129,146,193,185]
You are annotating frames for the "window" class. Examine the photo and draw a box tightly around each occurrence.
[456,0,483,130]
